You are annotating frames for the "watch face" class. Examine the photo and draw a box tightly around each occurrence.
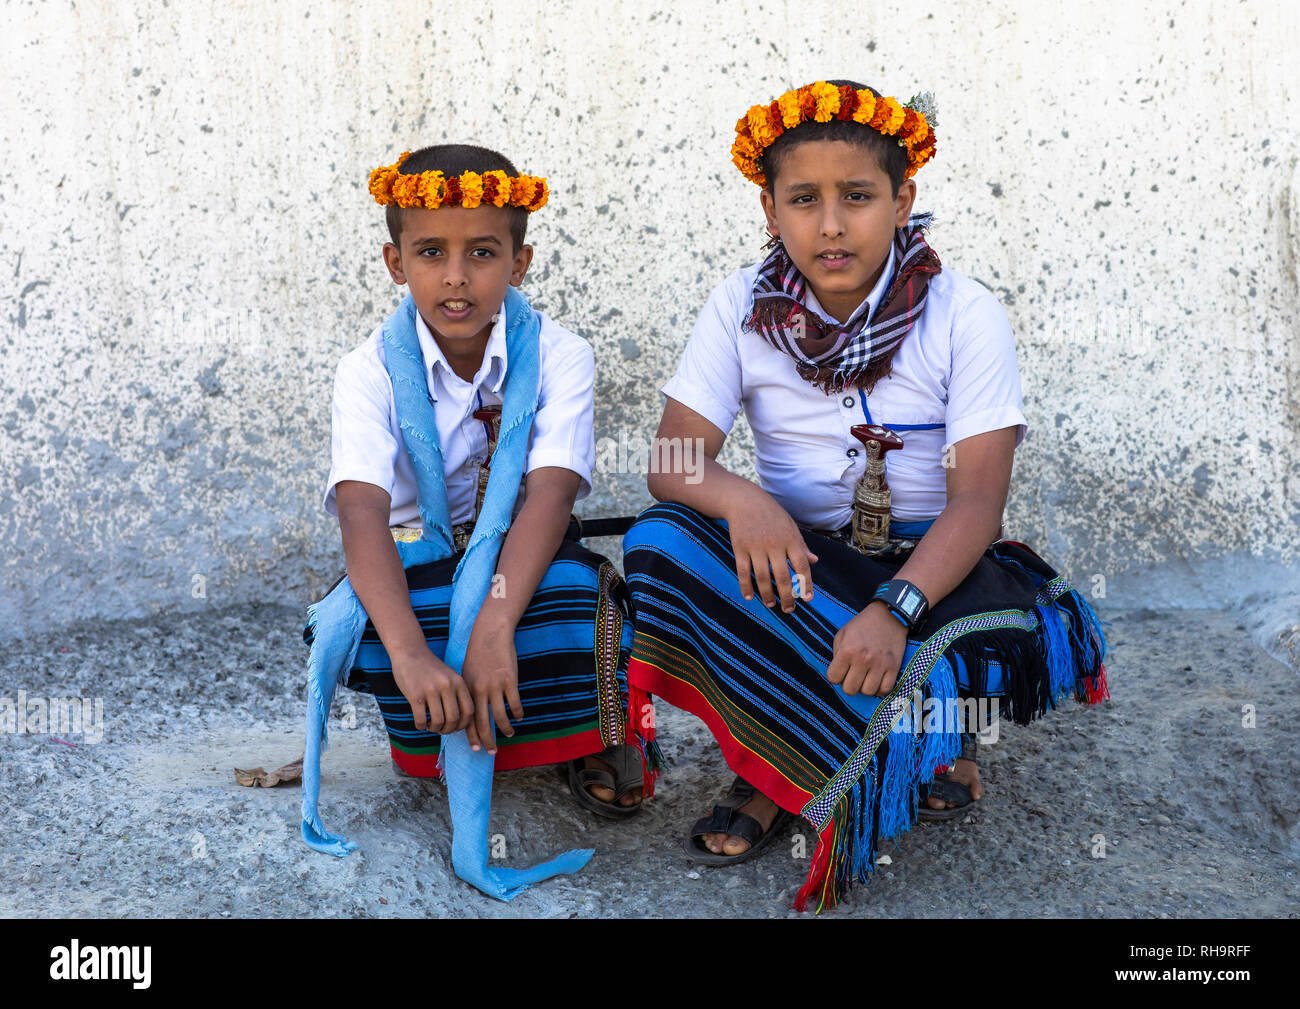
[898,583,924,617]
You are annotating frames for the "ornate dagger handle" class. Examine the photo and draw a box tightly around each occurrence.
[849,423,904,554]
[471,405,504,516]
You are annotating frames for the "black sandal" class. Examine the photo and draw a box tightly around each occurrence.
[683,776,790,865]
[565,744,646,820]
[918,735,979,822]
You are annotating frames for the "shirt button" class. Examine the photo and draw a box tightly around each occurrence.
[846,448,858,458]
[842,396,855,408]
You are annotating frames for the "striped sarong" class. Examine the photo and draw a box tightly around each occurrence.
[305,538,655,782]
[622,502,1107,911]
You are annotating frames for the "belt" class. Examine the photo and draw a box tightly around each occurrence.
[391,513,638,552]
[809,517,935,555]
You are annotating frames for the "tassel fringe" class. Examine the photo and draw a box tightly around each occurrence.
[792,583,1109,912]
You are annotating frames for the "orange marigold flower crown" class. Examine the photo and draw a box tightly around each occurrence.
[731,82,938,187]
[368,151,550,212]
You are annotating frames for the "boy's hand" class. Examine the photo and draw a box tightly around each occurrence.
[826,601,909,696]
[390,648,474,735]
[461,613,524,755]
[724,490,818,613]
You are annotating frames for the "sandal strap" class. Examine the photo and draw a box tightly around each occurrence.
[927,777,973,806]
[596,743,644,800]
[573,765,616,793]
[690,804,764,846]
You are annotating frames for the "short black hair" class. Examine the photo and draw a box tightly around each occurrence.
[385,143,529,252]
[760,80,909,197]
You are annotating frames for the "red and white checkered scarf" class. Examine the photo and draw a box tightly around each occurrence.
[746,212,941,395]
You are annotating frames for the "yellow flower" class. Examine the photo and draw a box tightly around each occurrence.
[416,171,444,209]
[851,91,877,125]
[459,171,484,209]
[810,81,839,122]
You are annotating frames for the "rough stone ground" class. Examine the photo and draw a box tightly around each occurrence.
[2,600,1296,918]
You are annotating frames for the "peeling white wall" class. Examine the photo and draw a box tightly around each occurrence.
[1,0,1296,637]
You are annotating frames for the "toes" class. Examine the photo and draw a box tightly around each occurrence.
[721,834,752,856]
[703,832,726,853]
[586,784,615,802]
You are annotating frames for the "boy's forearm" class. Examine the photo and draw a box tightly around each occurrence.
[891,491,1004,610]
[647,445,765,522]
[338,502,430,663]
[476,472,577,630]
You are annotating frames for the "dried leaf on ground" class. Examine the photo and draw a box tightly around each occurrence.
[234,755,303,787]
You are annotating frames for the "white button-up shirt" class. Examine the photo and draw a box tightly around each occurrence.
[661,245,1027,528]
[324,300,595,528]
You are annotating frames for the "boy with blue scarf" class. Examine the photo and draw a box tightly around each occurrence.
[300,145,654,897]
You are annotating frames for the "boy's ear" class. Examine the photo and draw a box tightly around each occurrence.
[382,242,407,286]
[894,179,917,228]
[759,188,780,241]
[510,244,534,287]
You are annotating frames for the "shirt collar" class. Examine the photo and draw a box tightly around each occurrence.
[414,300,509,395]
[803,241,897,328]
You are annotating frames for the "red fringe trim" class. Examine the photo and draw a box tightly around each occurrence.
[794,817,837,912]
[628,683,660,798]
[1084,662,1110,704]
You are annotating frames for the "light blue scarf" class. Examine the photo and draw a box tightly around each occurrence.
[300,287,594,900]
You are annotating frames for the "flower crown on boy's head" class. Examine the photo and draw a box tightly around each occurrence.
[731,82,938,188]
[368,151,550,212]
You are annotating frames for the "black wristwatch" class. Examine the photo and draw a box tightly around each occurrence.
[871,579,930,633]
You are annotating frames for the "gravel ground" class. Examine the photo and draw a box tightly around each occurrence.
[2,601,1296,918]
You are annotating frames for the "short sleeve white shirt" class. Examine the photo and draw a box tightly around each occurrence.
[324,300,596,528]
[661,245,1027,528]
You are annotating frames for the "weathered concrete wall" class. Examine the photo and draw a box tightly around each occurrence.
[2,0,1296,637]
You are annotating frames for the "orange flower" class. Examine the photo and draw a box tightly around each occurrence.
[482,170,510,207]
[509,177,531,207]
[810,80,839,122]
[367,164,399,204]
[878,96,906,134]
[529,177,550,211]
[364,158,549,213]
[797,85,817,120]
[851,91,877,125]
[415,170,444,209]
[390,173,421,207]
[778,90,802,129]
[835,85,858,121]
[732,133,759,162]
[729,83,938,186]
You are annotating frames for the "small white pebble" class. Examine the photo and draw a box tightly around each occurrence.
[686,870,700,880]
[875,855,893,866]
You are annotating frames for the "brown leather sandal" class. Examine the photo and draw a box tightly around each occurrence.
[565,743,645,820]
